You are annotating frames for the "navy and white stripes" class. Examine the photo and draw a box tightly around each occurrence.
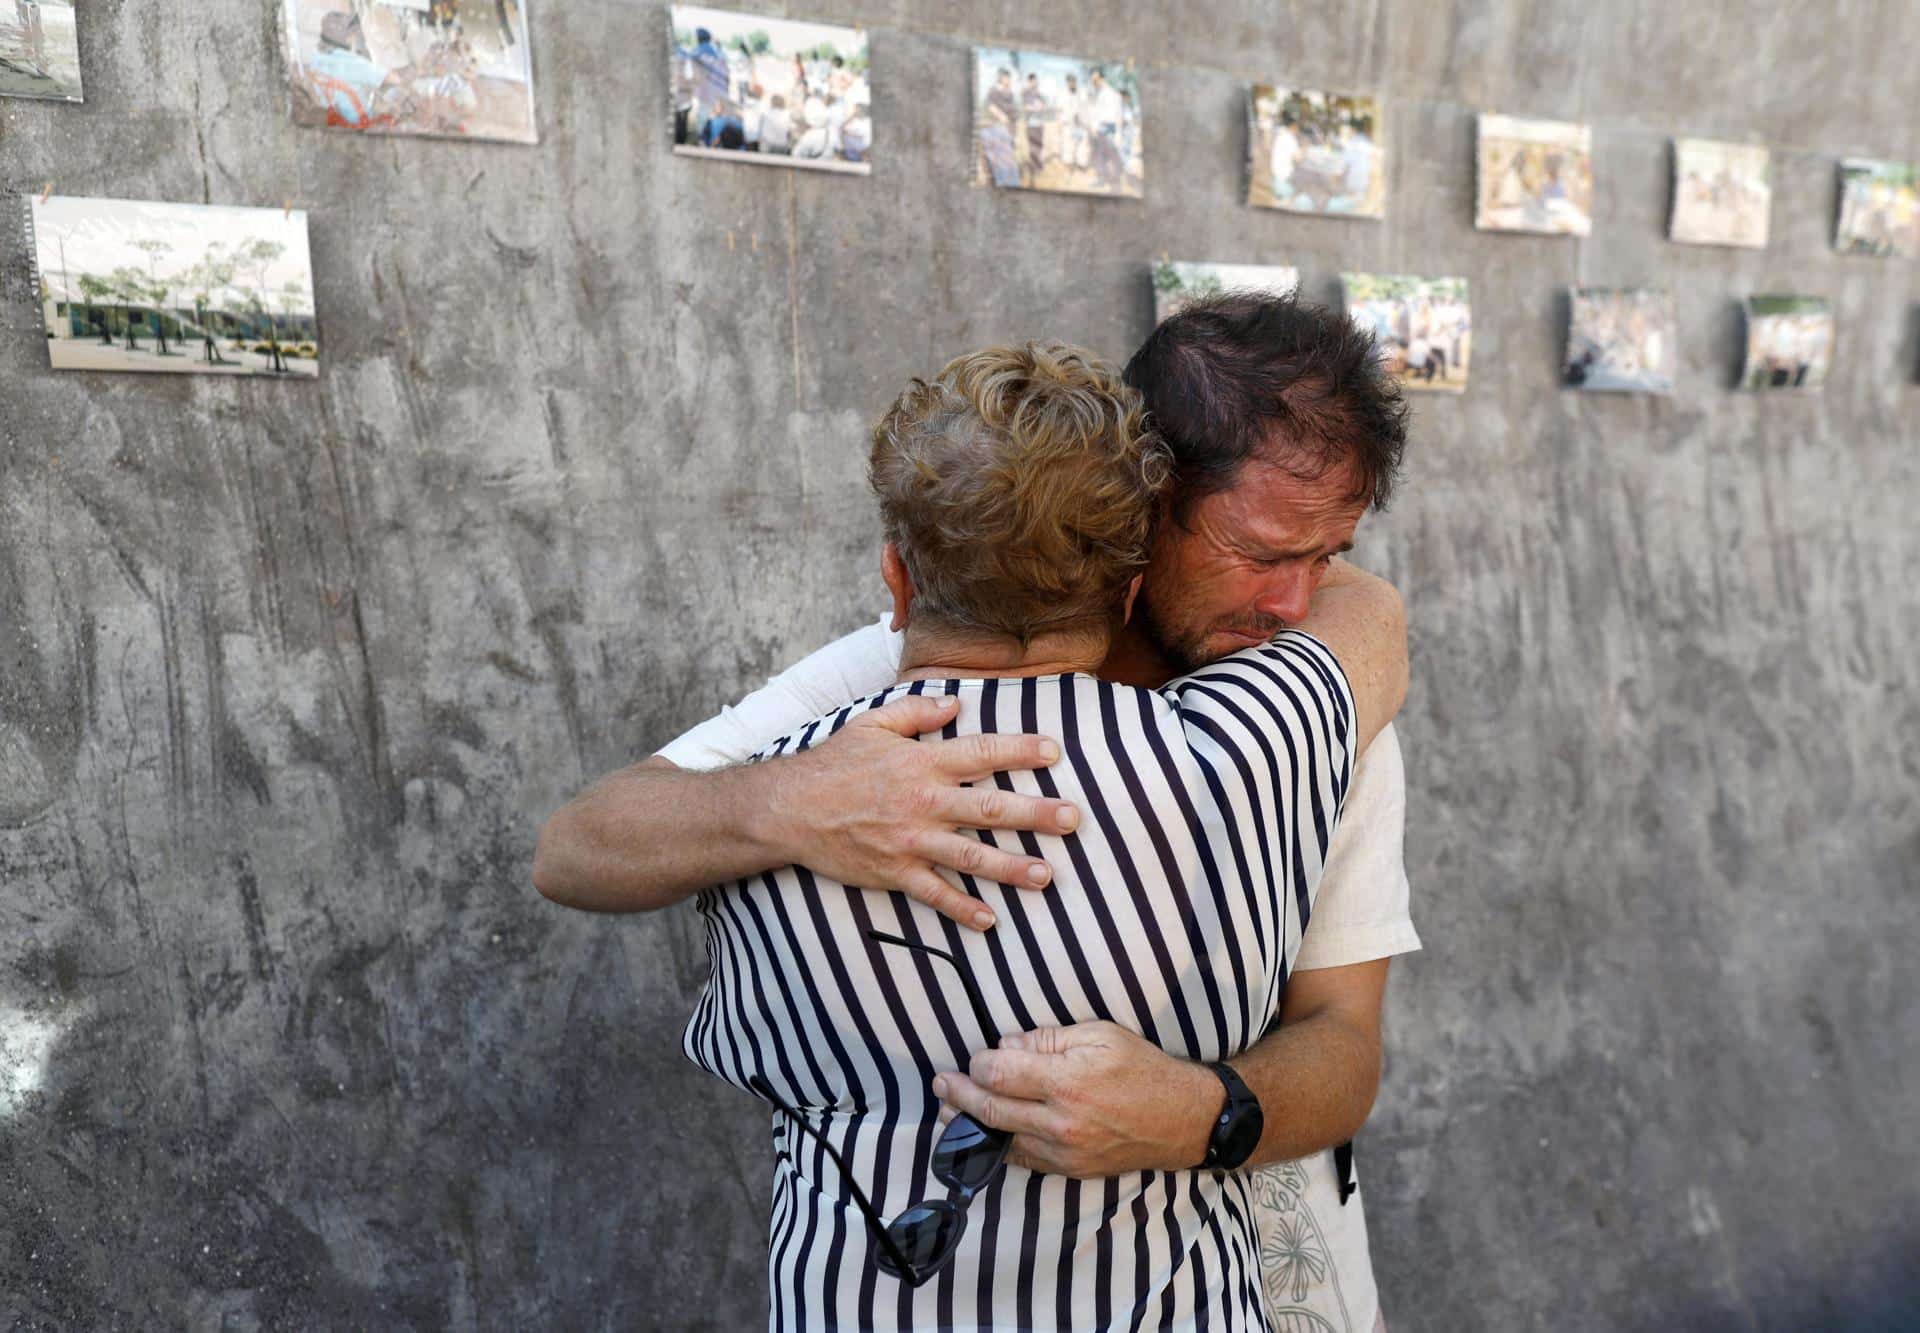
[684,631,1354,1332]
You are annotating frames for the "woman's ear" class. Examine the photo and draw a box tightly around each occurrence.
[1121,573,1144,625]
[881,542,914,632]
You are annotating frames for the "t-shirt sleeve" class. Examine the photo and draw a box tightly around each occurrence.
[655,616,903,771]
[1292,721,1422,971]
[1165,629,1358,910]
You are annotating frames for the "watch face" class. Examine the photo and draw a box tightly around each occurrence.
[1206,1064,1265,1169]
[1220,1103,1264,1164]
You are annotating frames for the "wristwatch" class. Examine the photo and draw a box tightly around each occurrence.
[1200,1062,1264,1170]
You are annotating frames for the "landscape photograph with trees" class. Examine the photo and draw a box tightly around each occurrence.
[29,195,320,378]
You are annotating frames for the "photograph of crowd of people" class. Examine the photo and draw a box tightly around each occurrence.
[671,6,870,174]
[973,47,1142,199]
[282,0,536,143]
[1833,158,1919,259]
[1151,260,1299,323]
[1344,272,1472,393]
[1476,114,1594,237]
[1743,295,1827,391]
[1741,295,1833,392]
[0,0,81,101]
[30,195,320,378]
[1246,86,1384,218]
[1564,288,1677,394]
[1669,139,1771,249]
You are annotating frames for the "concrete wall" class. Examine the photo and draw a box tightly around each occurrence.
[3,2,1916,1328]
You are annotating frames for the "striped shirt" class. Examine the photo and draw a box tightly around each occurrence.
[683,631,1356,1332]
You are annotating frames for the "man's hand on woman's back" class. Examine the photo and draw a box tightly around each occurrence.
[760,693,1079,931]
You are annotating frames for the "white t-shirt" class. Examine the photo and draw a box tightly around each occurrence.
[660,615,1421,1333]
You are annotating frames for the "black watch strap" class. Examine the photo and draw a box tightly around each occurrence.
[1201,1062,1264,1170]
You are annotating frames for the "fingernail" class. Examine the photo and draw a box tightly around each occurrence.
[1027,864,1050,887]
[1057,806,1079,832]
[972,909,996,930]
[1001,1032,1026,1050]
[1039,741,1060,764]
[931,1076,948,1098]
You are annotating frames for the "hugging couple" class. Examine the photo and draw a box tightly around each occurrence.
[537,293,1420,1333]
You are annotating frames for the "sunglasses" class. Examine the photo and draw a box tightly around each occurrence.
[746,928,1012,1287]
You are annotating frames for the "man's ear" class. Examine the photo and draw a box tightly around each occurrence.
[881,542,914,632]
[1121,573,1144,625]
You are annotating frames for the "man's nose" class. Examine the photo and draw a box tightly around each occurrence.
[1254,567,1316,625]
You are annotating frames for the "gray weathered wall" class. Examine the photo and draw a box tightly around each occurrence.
[3,1,1916,1328]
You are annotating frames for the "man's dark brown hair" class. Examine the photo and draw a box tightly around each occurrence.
[1122,292,1409,522]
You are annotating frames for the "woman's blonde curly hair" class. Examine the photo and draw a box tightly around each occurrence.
[869,341,1172,643]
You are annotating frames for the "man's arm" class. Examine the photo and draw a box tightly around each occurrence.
[1294,558,1408,755]
[532,694,1076,929]
[930,643,1416,1178]
[931,958,1386,1174]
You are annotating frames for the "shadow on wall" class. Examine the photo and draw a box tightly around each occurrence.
[0,914,772,1328]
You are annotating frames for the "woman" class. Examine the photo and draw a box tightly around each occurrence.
[681,343,1405,1330]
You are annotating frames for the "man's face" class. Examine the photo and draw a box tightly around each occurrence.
[1135,455,1369,673]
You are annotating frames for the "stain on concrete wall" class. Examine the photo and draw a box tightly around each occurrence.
[1,2,1915,1328]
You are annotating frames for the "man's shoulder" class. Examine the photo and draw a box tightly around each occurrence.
[748,682,903,765]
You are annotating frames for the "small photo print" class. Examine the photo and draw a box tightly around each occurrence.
[1833,158,1920,259]
[29,195,320,378]
[1344,272,1471,394]
[1564,288,1676,394]
[1246,86,1384,218]
[1476,113,1593,236]
[0,0,82,102]
[974,47,1141,199]
[283,0,536,144]
[1152,260,1300,323]
[1740,295,1832,392]
[671,6,870,173]
[1670,139,1770,249]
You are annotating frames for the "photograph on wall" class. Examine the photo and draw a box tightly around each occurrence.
[1475,113,1593,236]
[1833,158,1920,259]
[670,6,870,173]
[1343,272,1471,393]
[282,0,536,144]
[28,195,320,378]
[1246,86,1383,218]
[0,0,82,101]
[1563,287,1676,394]
[1669,139,1770,249]
[1152,260,1299,323]
[1740,295,1832,392]
[973,47,1141,199]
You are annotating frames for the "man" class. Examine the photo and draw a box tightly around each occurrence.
[838,92,871,165]
[1337,116,1378,213]
[683,25,730,141]
[1087,69,1127,192]
[535,296,1417,1331]
[661,340,1404,1329]
[759,93,792,156]
[791,89,842,161]
[978,67,1021,188]
[1021,72,1050,173]
[1268,109,1302,203]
